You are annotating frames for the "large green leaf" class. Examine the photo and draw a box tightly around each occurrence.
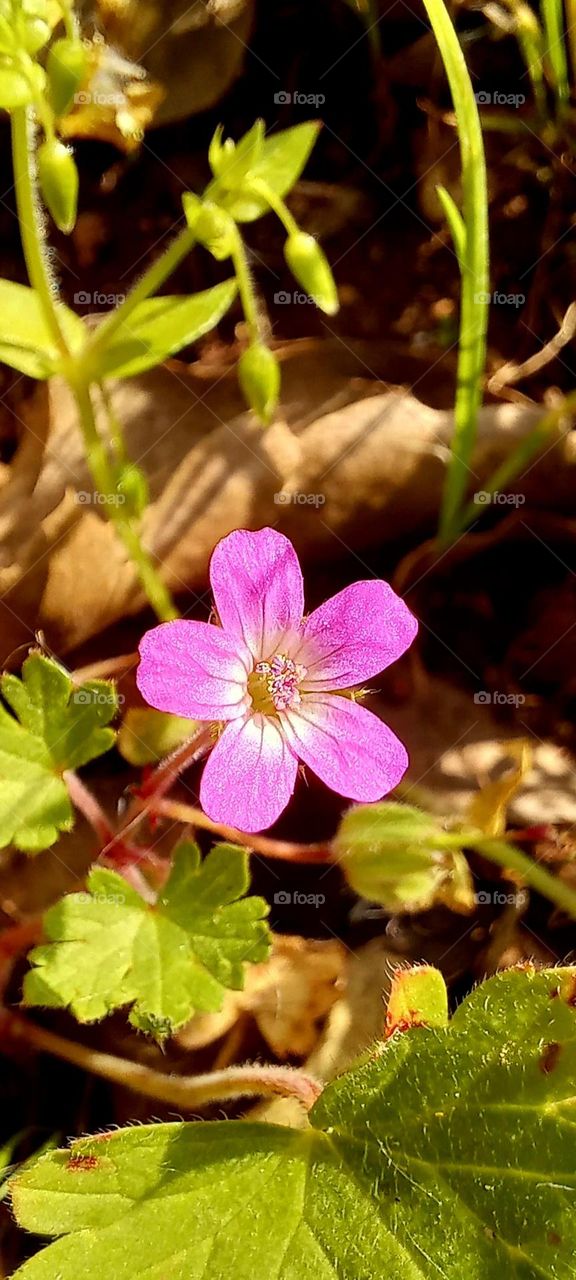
[24,841,270,1037]
[0,280,84,379]
[0,653,117,852]
[217,122,320,222]
[10,967,576,1277]
[91,280,238,379]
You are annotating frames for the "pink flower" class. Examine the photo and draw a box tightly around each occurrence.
[137,528,418,832]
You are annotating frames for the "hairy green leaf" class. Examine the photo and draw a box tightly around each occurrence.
[0,653,117,852]
[0,280,84,378]
[11,967,576,1278]
[24,841,270,1036]
[90,280,238,379]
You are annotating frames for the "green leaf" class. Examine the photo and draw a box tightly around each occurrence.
[89,280,238,379]
[23,841,270,1036]
[0,280,85,378]
[11,966,576,1278]
[0,653,117,852]
[217,121,320,222]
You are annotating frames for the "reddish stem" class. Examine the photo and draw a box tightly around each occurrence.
[151,798,334,864]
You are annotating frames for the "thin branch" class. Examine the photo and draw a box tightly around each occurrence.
[1,1012,322,1111]
[151,798,333,864]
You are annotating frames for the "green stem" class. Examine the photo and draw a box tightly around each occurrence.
[72,380,178,622]
[230,223,259,343]
[249,178,300,237]
[445,831,576,920]
[422,0,490,547]
[10,107,68,356]
[85,225,196,357]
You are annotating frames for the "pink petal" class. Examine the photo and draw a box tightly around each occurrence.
[200,714,299,832]
[209,528,304,661]
[137,620,250,721]
[282,694,408,801]
[297,581,418,691]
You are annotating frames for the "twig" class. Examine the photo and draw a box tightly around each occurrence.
[151,798,333,864]
[1,1011,322,1112]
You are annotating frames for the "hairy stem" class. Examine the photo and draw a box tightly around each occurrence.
[446,831,576,920]
[11,107,68,355]
[71,379,178,622]
[152,797,333,863]
[1,1012,322,1111]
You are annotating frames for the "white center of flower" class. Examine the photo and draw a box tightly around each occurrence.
[248,653,307,714]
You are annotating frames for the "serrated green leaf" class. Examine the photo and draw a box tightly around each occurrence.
[24,841,270,1035]
[0,653,117,852]
[0,279,84,378]
[217,122,320,222]
[89,280,238,379]
[11,967,576,1279]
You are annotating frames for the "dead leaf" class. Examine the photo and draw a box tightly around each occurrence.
[177,934,346,1059]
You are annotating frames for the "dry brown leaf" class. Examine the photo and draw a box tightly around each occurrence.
[177,934,346,1059]
[1,338,574,660]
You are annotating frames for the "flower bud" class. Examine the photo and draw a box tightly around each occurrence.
[116,463,149,520]
[238,343,280,425]
[47,37,87,117]
[284,231,339,316]
[37,137,78,234]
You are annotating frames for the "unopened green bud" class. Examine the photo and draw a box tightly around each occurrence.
[284,231,339,316]
[116,463,149,519]
[238,343,280,425]
[47,37,87,117]
[37,137,78,234]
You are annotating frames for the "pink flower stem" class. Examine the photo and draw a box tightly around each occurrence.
[150,797,334,864]
[0,1010,322,1111]
[63,771,165,883]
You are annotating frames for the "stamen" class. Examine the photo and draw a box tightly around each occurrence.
[250,653,307,713]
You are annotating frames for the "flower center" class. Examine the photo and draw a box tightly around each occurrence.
[247,653,307,714]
